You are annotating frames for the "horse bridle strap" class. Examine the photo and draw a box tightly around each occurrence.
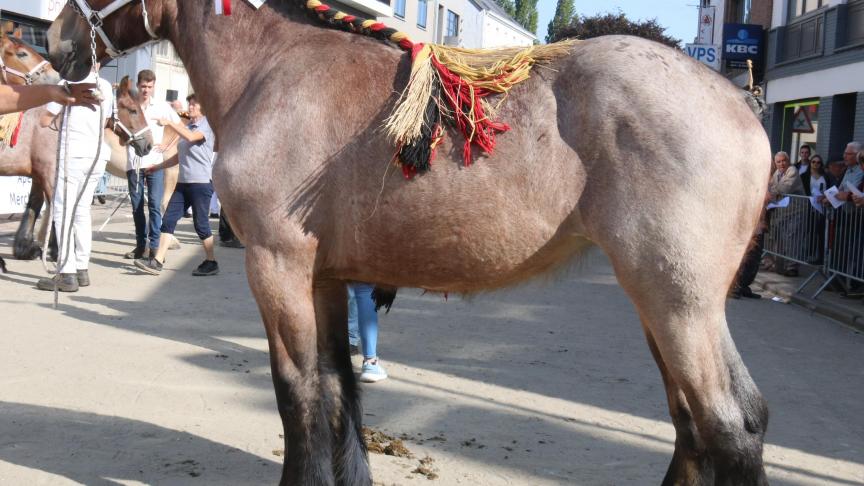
[67,0,159,58]
[111,96,151,142]
[0,58,51,85]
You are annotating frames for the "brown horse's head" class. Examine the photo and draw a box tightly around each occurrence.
[113,75,153,156]
[47,1,168,81]
[0,33,60,85]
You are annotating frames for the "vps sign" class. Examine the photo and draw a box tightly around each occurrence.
[723,24,764,69]
[686,44,721,71]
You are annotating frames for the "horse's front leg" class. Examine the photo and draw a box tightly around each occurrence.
[245,243,337,485]
[313,278,371,485]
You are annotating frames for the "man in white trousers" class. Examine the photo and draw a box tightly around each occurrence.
[36,70,113,292]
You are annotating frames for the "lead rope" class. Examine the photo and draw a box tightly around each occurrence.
[45,24,104,308]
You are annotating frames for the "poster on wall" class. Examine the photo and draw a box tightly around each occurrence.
[0,176,32,214]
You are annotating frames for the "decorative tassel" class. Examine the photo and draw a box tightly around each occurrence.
[384,40,578,176]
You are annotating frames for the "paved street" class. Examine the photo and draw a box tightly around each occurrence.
[0,206,862,485]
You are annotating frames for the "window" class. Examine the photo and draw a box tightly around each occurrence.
[394,0,406,18]
[0,14,49,54]
[790,0,823,19]
[417,0,427,29]
[446,10,459,37]
[728,0,752,24]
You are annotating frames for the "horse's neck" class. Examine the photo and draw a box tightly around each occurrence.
[168,2,318,126]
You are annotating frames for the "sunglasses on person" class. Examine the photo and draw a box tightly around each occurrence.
[811,159,822,164]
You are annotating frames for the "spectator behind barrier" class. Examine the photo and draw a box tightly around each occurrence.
[825,159,847,189]
[852,151,864,208]
[766,151,804,277]
[801,154,826,196]
[797,144,812,175]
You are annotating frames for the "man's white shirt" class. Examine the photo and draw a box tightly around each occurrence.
[47,73,114,171]
[127,98,181,171]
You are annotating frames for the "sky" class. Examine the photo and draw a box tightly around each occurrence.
[536,0,699,44]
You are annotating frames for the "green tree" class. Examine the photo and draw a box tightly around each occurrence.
[514,0,539,34]
[494,0,538,34]
[546,0,575,43]
[550,10,681,49]
[494,0,516,18]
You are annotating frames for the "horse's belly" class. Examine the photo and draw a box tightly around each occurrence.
[341,206,591,292]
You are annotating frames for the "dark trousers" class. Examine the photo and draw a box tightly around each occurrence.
[127,169,164,250]
[737,233,764,291]
[219,212,237,242]
[161,182,214,239]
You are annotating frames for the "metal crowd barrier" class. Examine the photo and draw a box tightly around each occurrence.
[764,193,864,299]
[93,173,128,197]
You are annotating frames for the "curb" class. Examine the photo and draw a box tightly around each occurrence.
[753,276,864,333]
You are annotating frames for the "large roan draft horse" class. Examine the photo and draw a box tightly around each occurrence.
[48,1,772,484]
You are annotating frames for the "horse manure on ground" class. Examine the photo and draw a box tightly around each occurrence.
[362,426,413,458]
[412,456,439,480]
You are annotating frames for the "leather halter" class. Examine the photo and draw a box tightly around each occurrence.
[67,0,160,58]
[111,94,151,144]
[0,56,51,85]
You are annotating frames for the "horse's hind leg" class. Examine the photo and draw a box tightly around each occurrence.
[616,259,768,485]
[589,194,768,485]
[641,325,711,484]
[313,278,371,486]
[13,182,45,259]
[245,244,336,485]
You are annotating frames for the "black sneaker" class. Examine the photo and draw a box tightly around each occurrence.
[36,273,79,292]
[135,257,163,275]
[97,195,106,204]
[192,260,219,276]
[76,269,90,287]
[740,287,762,299]
[124,247,145,259]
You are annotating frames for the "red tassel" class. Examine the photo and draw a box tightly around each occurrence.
[429,53,510,166]
[10,112,22,147]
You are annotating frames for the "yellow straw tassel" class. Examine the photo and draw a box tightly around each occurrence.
[384,44,436,146]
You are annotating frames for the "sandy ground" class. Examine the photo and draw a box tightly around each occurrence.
[0,204,862,485]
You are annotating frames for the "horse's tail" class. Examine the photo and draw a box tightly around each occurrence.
[743,85,767,120]
[371,285,397,313]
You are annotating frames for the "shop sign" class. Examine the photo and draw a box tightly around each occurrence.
[686,44,721,71]
[0,176,32,214]
[723,24,764,70]
[697,6,716,44]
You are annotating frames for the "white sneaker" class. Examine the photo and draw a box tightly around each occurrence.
[359,358,388,383]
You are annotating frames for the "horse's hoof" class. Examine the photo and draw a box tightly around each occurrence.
[13,242,42,261]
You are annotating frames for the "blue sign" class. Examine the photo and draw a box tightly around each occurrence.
[722,23,764,69]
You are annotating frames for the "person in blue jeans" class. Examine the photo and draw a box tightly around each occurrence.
[123,70,181,260]
[347,282,387,382]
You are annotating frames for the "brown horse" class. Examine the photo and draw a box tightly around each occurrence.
[0,35,152,270]
[47,2,772,485]
[0,34,62,268]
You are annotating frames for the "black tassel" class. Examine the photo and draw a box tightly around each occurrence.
[397,84,441,174]
[371,285,398,313]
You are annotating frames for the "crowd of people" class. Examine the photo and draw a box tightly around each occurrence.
[1,70,390,382]
[736,141,864,301]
